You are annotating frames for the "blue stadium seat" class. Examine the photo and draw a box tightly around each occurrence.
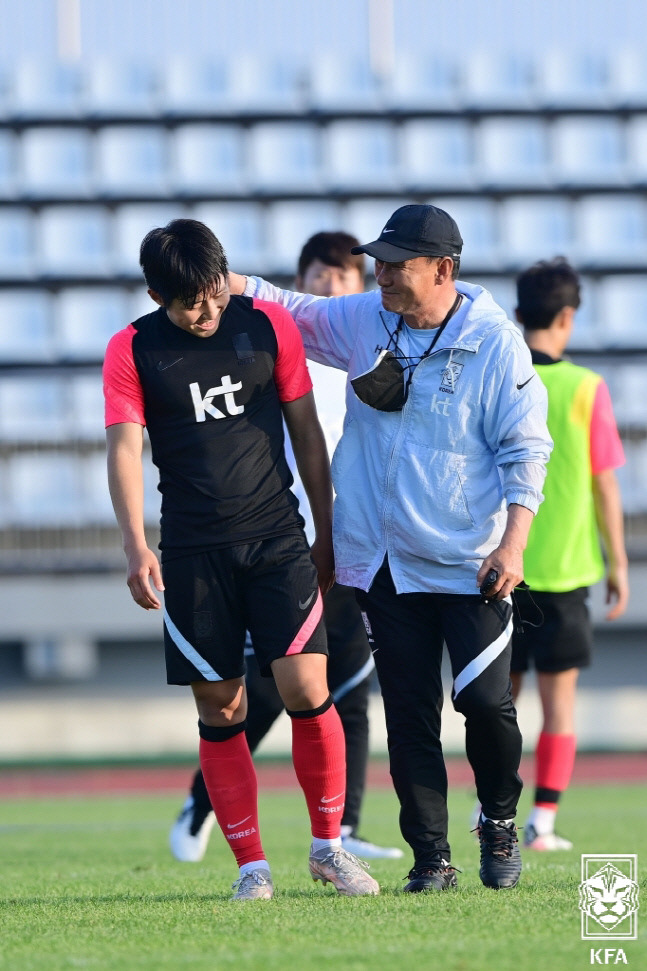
[265,200,343,274]
[323,119,396,191]
[0,290,54,362]
[38,206,112,276]
[342,197,413,253]
[191,201,267,274]
[0,375,69,442]
[461,51,537,110]
[56,287,128,361]
[308,54,383,112]
[11,59,84,118]
[68,373,106,442]
[387,54,460,111]
[84,58,161,117]
[476,117,550,189]
[574,194,647,269]
[430,196,501,271]
[499,195,575,268]
[0,209,36,279]
[95,125,169,197]
[0,129,16,196]
[8,452,85,526]
[626,115,647,183]
[550,115,626,187]
[399,118,474,191]
[248,122,321,193]
[608,47,647,108]
[598,275,647,347]
[113,203,189,275]
[172,124,245,195]
[536,48,612,109]
[21,127,93,198]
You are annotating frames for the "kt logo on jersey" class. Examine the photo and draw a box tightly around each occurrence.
[190,377,244,421]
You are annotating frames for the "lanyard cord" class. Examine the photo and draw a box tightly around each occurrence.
[387,292,463,390]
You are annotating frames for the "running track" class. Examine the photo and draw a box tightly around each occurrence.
[0,753,644,799]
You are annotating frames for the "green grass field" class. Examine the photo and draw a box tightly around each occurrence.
[1,781,645,971]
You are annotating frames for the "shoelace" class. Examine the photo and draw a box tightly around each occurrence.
[318,849,372,872]
[231,870,269,891]
[478,824,518,858]
[405,861,462,881]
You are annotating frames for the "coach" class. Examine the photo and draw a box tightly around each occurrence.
[229,203,553,892]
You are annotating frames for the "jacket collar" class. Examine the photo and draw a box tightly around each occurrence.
[374,281,512,355]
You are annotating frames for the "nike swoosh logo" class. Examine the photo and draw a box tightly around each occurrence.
[516,374,535,390]
[321,792,344,804]
[298,591,316,610]
[157,357,183,371]
[382,229,395,233]
[227,815,252,829]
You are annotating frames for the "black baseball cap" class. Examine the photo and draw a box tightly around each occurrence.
[350,204,463,263]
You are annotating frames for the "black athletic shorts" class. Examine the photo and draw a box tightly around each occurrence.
[510,586,592,674]
[162,533,327,685]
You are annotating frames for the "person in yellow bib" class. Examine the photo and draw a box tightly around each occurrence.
[512,257,629,850]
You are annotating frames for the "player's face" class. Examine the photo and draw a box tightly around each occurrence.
[374,256,441,321]
[298,259,364,297]
[162,280,230,338]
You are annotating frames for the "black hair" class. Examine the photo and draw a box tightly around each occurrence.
[297,231,364,278]
[516,257,581,329]
[139,218,229,308]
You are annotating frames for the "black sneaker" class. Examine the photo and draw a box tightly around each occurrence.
[477,816,521,889]
[403,860,459,893]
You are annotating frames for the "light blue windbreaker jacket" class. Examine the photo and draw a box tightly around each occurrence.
[244,276,552,594]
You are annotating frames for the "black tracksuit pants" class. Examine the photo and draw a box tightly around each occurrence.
[355,560,523,867]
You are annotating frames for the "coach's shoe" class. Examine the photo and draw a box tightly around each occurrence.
[169,796,216,862]
[403,860,458,893]
[309,846,380,896]
[477,816,522,889]
[341,832,404,860]
[523,824,573,851]
[231,867,274,901]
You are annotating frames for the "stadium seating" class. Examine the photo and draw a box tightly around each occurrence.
[1,44,647,571]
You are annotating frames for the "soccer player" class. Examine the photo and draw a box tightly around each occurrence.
[513,257,629,850]
[103,219,379,899]
[227,204,553,892]
[170,231,403,864]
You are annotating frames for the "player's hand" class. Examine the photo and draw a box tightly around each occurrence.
[125,547,165,610]
[476,544,524,601]
[605,563,629,621]
[310,535,335,596]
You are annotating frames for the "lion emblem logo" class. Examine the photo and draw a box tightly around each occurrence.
[579,861,640,935]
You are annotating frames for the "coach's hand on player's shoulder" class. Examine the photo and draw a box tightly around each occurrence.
[310,535,335,597]
[125,546,165,610]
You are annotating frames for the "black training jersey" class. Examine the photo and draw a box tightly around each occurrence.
[103,295,313,558]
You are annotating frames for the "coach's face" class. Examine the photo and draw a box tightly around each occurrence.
[149,277,230,338]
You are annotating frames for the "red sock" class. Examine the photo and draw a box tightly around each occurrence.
[535,731,577,808]
[289,698,346,839]
[199,727,265,867]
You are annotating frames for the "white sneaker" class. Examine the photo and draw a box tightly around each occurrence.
[231,867,273,900]
[523,823,573,851]
[169,796,216,862]
[309,846,380,896]
[341,834,404,860]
